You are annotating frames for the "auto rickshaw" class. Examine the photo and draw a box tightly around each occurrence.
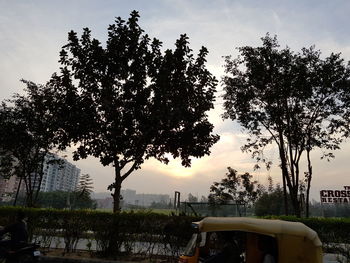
[179,217,323,263]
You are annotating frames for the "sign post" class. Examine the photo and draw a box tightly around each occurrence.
[320,186,350,204]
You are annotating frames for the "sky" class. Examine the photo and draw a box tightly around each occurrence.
[1,0,350,201]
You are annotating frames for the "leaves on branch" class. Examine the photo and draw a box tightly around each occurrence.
[222,33,350,216]
[49,10,219,211]
[208,167,263,206]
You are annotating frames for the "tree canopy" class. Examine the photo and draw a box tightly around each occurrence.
[76,173,94,197]
[208,167,263,207]
[36,191,96,209]
[0,81,62,207]
[254,178,287,216]
[222,34,350,216]
[50,10,219,211]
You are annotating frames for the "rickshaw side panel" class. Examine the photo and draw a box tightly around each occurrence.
[278,235,323,263]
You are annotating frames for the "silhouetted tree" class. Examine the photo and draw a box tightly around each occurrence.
[50,11,219,212]
[255,178,290,216]
[200,195,208,203]
[76,173,94,197]
[0,81,63,207]
[187,193,198,202]
[73,173,94,208]
[36,191,96,209]
[208,167,263,207]
[222,34,350,217]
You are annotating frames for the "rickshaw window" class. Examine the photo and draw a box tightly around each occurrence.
[199,232,206,247]
[256,234,278,263]
[183,233,197,256]
[199,231,246,263]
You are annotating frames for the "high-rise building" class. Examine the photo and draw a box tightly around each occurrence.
[0,151,22,201]
[40,155,80,192]
[0,154,81,201]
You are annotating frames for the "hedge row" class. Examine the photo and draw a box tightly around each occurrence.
[0,207,199,260]
[1,207,349,260]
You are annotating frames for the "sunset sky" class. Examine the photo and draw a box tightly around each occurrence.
[1,0,349,201]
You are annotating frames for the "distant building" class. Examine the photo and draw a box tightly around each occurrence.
[95,197,113,209]
[0,154,81,202]
[121,189,170,207]
[0,175,21,202]
[121,189,137,204]
[0,151,22,202]
[40,155,80,192]
[95,189,171,209]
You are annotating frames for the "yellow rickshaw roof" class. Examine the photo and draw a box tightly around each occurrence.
[194,217,322,247]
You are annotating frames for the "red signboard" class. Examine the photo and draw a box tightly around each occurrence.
[320,186,350,204]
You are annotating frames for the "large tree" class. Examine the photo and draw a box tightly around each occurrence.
[0,81,62,207]
[50,11,219,212]
[222,35,350,217]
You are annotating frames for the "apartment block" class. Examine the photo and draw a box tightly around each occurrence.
[40,155,80,192]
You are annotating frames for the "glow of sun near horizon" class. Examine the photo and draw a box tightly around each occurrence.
[146,153,203,178]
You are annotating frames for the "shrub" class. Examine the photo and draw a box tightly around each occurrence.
[0,207,198,260]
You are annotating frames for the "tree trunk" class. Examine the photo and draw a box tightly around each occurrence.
[34,155,46,206]
[25,167,34,207]
[112,163,122,213]
[282,172,288,215]
[291,188,301,217]
[26,190,33,207]
[306,149,312,218]
[278,133,301,217]
[13,176,23,206]
[278,133,290,215]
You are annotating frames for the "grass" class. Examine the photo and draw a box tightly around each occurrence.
[96,207,176,215]
[123,208,176,215]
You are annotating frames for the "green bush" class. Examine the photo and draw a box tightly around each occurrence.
[0,207,198,260]
[1,207,349,257]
